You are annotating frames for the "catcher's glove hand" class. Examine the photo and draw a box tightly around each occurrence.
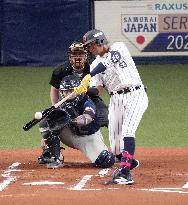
[74,74,91,95]
[70,114,92,127]
[46,108,71,134]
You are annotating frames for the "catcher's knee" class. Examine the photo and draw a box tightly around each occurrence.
[94,150,115,168]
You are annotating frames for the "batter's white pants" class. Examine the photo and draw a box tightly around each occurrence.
[109,85,148,155]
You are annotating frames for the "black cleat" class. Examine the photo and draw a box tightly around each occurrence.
[38,150,64,165]
[104,168,134,185]
[47,158,64,169]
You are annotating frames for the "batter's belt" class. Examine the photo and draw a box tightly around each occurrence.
[110,85,142,96]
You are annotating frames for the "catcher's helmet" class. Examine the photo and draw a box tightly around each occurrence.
[83,29,108,46]
[60,74,81,91]
[68,41,88,72]
[60,74,85,106]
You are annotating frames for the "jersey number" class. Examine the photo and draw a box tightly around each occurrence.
[119,61,127,68]
[111,51,127,68]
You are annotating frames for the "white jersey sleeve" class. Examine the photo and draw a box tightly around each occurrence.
[90,42,143,93]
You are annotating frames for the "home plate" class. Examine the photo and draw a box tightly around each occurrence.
[23,181,65,186]
[182,182,188,188]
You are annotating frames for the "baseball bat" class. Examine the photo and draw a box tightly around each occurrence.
[23,92,76,131]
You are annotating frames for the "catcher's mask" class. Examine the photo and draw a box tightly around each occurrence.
[68,41,88,72]
[59,74,84,106]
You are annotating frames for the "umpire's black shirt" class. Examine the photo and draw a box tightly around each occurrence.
[49,61,90,89]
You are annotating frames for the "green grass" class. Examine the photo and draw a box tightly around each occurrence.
[137,64,188,147]
[0,67,53,149]
[0,64,187,149]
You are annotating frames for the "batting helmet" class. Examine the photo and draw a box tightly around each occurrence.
[83,29,108,46]
[68,41,88,72]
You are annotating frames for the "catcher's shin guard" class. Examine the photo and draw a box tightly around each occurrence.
[40,131,61,160]
[45,134,64,169]
[38,119,62,164]
[47,134,61,160]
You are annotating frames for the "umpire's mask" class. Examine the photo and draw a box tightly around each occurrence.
[68,42,88,72]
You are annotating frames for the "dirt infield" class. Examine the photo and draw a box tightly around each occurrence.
[0,148,188,205]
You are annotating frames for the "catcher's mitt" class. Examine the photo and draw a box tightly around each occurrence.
[46,108,71,134]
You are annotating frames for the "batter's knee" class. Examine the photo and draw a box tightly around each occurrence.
[94,150,115,168]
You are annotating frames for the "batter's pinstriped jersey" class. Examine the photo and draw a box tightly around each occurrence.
[90,42,143,92]
[89,42,148,155]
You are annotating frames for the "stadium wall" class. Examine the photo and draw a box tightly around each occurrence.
[0,0,92,66]
[94,0,188,64]
[0,0,187,66]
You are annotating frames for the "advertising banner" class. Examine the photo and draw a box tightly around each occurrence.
[95,0,188,63]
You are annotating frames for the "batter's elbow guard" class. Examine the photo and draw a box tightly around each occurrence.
[94,150,115,168]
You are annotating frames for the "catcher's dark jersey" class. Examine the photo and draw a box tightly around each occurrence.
[64,95,100,136]
[75,101,99,135]
[49,61,90,89]
[49,61,109,128]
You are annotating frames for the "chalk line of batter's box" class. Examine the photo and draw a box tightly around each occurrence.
[70,175,93,190]
[70,168,110,190]
[0,162,21,192]
[141,182,188,194]
[0,193,38,198]
[23,181,65,186]
[141,188,188,194]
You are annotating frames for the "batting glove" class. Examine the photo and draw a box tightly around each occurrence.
[74,74,91,95]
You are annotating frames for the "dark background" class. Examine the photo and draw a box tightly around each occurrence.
[0,0,92,66]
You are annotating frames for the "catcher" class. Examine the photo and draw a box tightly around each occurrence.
[38,41,108,164]
[38,74,115,169]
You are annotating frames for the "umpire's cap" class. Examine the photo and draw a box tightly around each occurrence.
[83,29,108,46]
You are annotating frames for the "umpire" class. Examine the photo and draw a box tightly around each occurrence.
[50,41,90,105]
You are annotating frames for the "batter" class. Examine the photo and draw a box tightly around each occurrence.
[75,29,148,184]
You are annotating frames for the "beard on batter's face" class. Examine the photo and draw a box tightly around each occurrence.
[88,43,107,56]
[87,43,97,55]
[99,45,109,56]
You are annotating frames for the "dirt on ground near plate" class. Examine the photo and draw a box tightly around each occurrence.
[0,148,188,205]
